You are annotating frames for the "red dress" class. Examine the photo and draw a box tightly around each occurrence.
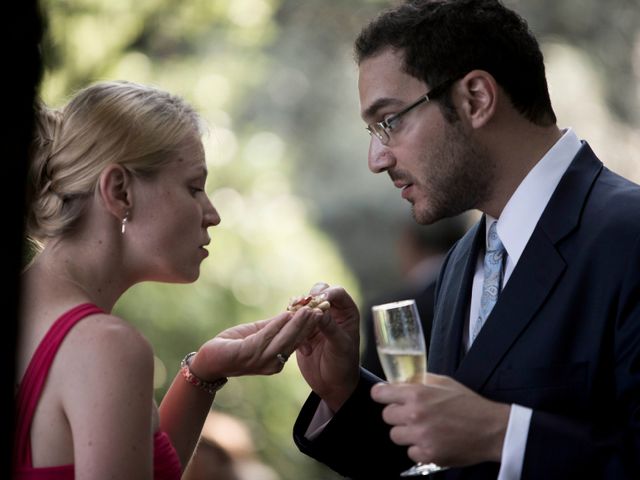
[13,303,182,479]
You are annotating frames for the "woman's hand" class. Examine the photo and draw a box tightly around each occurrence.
[190,307,327,380]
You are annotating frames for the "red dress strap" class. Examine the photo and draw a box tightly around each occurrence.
[14,303,104,468]
[153,431,182,480]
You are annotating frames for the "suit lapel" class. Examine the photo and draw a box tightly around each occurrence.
[429,219,484,376]
[447,143,603,391]
[455,228,566,390]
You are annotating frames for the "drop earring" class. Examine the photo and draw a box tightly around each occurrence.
[121,211,130,235]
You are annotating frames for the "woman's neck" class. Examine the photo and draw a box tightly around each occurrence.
[24,236,130,313]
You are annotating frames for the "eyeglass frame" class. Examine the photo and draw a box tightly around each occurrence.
[366,76,459,145]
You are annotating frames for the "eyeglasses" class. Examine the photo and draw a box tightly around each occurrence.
[366,77,457,145]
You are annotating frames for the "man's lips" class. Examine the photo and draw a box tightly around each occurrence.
[393,179,414,199]
[401,184,414,200]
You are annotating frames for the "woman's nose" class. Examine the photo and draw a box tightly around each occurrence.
[204,199,221,227]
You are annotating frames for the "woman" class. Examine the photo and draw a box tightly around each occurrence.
[15,80,326,479]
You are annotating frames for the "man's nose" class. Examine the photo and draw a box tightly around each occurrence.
[368,137,394,173]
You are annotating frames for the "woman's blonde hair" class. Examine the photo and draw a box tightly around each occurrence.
[27,80,202,241]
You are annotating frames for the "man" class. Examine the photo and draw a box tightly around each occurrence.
[292,1,640,479]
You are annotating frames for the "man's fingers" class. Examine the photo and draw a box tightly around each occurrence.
[371,382,420,404]
[309,281,330,295]
[424,372,450,386]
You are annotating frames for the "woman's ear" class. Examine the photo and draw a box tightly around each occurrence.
[98,164,132,220]
[456,70,498,129]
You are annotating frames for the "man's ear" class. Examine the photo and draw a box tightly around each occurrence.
[98,164,132,220]
[456,70,498,129]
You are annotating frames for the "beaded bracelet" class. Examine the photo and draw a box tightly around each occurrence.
[180,352,228,395]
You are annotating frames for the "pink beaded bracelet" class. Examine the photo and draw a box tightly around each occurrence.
[180,352,228,395]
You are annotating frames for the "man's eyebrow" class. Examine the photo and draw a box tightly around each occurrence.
[362,97,403,121]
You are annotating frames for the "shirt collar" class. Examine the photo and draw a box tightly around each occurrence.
[488,128,582,263]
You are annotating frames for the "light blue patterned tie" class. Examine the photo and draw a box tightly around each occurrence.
[470,221,505,345]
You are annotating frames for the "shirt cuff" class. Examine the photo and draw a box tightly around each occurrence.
[497,404,532,480]
[304,400,334,440]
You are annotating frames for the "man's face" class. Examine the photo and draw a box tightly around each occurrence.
[358,48,493,224]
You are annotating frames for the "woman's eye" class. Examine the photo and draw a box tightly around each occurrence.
[190,186,204,195]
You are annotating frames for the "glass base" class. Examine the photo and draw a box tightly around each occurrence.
[400,462,447,476]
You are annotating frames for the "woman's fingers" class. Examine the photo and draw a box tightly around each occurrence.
[242,307,322,368]
[275,307,324,352]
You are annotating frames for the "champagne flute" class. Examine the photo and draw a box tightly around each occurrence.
[372,299,447,477]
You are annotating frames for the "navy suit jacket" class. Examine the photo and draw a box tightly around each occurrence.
[293,143,640,479]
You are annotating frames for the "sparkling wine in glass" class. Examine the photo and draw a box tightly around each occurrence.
[372,299,447,477]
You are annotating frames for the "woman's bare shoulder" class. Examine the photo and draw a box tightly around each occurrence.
[62,312,155,384]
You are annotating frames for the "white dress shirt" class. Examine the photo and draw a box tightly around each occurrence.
[307,128,583,479]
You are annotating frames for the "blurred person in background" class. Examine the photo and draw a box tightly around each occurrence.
[182,437,238,480]
[15,80,327,479]
[183,411,279,480]
[291,0,640,478]
[360,214,468,378]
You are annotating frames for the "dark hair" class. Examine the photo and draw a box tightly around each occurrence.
[354,0,556,125]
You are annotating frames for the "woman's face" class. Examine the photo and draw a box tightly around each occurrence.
[126,137,220,283]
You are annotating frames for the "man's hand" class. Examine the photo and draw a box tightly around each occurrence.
[371,373,510,467]
[295,283,361,412]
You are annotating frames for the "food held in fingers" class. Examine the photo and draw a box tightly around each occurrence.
[287,293,330,312]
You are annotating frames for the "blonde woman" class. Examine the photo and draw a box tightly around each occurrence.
[15,81,326,479]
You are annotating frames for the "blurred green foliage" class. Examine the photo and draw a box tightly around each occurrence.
[38,0,369,478]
